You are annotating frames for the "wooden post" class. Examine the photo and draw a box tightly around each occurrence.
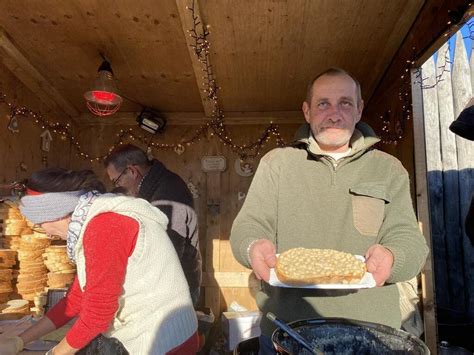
[421,56,450,310]
[436,42,465,312]
[411,68,438,354]
[451,32,474,318]
[205,171,221,318]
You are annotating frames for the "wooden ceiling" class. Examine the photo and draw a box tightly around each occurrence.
[0,0,463,125]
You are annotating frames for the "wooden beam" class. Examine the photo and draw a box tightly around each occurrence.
[175,0,214,117]
[411,68,438,354]
[0,29,79,118]
[78,111,304,126]
[365,0,470,117]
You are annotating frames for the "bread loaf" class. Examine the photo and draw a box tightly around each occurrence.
[275,248,366,286]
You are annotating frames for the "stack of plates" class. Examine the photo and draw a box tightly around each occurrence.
[15,233,51,301]
[43,246,76,288]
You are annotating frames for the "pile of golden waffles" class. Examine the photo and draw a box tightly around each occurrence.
[44,246,76,288]
[0,202,23,303]
[0,201,30,250]
[15,232,51,301]
[0,251,16,303]
[0,202,75,311]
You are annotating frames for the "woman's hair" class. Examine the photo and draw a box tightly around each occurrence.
[27,168,106,193]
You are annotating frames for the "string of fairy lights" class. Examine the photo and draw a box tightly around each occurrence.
[183,0,286,158]
[379,6,473,145]
[0,1,472,156]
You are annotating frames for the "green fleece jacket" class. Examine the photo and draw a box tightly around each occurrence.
[230,122,429,336]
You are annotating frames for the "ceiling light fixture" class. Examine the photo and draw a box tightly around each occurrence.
[84,58,123,117]
[136,108,166,134]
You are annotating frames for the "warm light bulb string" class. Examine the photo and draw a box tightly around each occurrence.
[0,2,471,159]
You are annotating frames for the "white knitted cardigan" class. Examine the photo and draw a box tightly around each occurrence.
[73,194,197,354]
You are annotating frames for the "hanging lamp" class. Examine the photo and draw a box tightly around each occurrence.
[84,59,123,116]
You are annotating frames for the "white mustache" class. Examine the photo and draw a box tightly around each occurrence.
[321,125,345,129]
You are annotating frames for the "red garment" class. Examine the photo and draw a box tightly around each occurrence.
[45,212,139,349]
[166,331,199,355]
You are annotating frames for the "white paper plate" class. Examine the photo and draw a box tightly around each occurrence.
[269,255,376,289]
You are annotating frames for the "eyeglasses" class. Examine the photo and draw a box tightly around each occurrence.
[112,167,129,186]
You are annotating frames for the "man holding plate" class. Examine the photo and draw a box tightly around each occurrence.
[230,68,429,354]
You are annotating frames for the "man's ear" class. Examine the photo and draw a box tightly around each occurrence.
[302,101,311,123]
[127,165,140,178]
[356,99,364,122]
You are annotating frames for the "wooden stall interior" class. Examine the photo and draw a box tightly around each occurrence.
[0,0,472,353]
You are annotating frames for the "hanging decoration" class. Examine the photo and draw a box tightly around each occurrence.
[187,181,199,199]
[174,144,185,155]
[234,158,254,177]
[146,146,154,160]
[40,129,53,152]
[7,112,19,133]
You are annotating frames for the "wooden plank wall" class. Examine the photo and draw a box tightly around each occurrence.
[420,32,474,318]
[69,122,301,318]
[0,55,302,322]
[0,64,72,194]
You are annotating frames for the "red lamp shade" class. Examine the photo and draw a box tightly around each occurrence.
[84,60,123,116]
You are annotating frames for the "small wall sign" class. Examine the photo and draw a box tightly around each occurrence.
[201,155,226,172]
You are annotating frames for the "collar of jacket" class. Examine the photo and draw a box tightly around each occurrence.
[138,159,165,200]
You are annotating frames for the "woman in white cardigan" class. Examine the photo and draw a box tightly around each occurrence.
[0,168,198,355]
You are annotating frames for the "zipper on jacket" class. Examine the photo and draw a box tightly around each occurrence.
[322,157,337,185]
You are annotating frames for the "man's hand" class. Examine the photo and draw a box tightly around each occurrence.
[248,239,277,282]
[365,244,394,286]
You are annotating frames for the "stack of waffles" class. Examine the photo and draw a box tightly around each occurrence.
[44,245,76,288]
[15,232,51,301]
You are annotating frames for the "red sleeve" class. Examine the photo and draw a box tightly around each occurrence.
[63,212,139,350]
[45,277,82,328]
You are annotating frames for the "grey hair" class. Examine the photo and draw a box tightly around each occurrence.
[305,67,362,107]
[103,144,151,170]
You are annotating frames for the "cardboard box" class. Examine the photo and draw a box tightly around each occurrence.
[222,311,262,352]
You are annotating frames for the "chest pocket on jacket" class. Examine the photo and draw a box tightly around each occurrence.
[350,184,390,237]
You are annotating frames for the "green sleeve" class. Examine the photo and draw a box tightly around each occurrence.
[230,155,279,268]
[379,161,429,283]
